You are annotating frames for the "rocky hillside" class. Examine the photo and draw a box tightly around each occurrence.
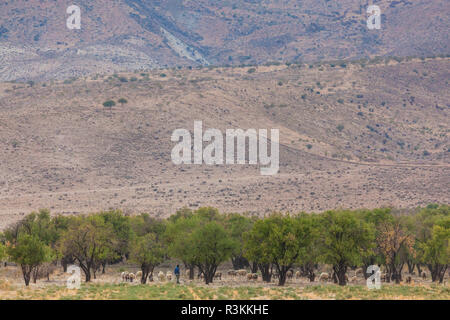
[0,0,448,81]
[0,57,448,227]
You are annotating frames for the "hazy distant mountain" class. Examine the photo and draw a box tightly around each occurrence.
[0,0,448,81]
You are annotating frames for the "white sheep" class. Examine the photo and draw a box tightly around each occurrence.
[128,273,135,282]
[158,271,166,282]
[286,270,294,279]
[121,271,129,282]
[295,271,301,279]
[319,272,329,282]
[354,268,363,277]
[166,271,173,281]
[237,269,247,277]
[136,271,142,280]
[227,270,237,277]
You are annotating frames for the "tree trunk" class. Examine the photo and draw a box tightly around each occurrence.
[79,263,91,282]
[258,263,272,283]
[32,265,39,283]
[231,256,249,270]
[428,264,448,283]
[333,264,347,286]
[407,261,415,274]
[332,271,338,284]
[391,262,404,284]
[276,265,290,286]
[201,264,217,285]
[417,264,422,276]
[141,265,153,284]
[251,261,258,274]
[102,262,106,274]
[184,263,195,280]
[21,265,32,286]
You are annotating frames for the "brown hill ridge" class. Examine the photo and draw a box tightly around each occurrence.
[0,57,449,228]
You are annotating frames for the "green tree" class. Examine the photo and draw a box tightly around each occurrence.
[245,214,314,286]
[7,234,53,286]
[103,100,116,111]
[419,218,449,283]
[376,218,414,284]
[190,221,236,284]
[99,210,133,271]
[413,204,449,276]
[130,233,165,284]
[320,210,375,285]
[118,98,128,107]
[359,208,393,278]
[0,241,6,262]
[166,215,198,280]
[224,213,254,270]
[244,217,274,283]
[296,213,321,282]
[59,215,117,282]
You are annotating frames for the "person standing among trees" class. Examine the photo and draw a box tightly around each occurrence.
[174,264,180,284]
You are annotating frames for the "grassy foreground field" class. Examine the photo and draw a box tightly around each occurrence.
[1,281,448,300]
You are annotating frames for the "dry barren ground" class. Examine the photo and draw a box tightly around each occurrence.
[0,57,449,229]
[0,264,448,300]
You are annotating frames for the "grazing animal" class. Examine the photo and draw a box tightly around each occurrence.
[158,271,165,282]
[319,272,329,282]
[227,270,237,277]
[166,271,173,281]
[286,270,294,279]
[128,273,135,282]
[136,271,142,279]
[246,273,253,280]
[251,273,258,280]
[406,276,412,284]
[295,271,301,279]
[214,272,222,280]
[355,268,363,277]
[237,269,247,277]
[121,271,129,282]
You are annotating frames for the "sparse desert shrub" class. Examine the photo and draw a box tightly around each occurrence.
[103,100,116,110]
[118,98,128,106]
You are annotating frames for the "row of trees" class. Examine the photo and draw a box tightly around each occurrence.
[0,205,448,286]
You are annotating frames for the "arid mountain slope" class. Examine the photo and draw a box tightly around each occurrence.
[0,0,448,81]
[0,57,448,228]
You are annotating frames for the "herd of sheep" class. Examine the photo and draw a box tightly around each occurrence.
[119,267,429,284]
